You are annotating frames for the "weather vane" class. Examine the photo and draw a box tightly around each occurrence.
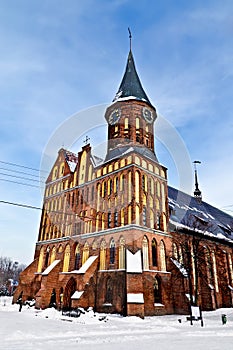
[83,135,90,145]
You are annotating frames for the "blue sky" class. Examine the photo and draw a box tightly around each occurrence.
[0,0,233,264]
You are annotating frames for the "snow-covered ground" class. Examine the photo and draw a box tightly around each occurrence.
[1,297,233,350]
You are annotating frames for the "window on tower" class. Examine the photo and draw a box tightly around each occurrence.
[108,212,111,228]
[114,211,118,227]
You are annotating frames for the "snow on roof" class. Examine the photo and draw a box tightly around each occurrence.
[71,291,84,299]
[67,160,77,172]
[127,293,144,304]
[77,256,98,274]
[170,258,188,277]
[168,186,233,243]
[126,250,142,273]
[42,260,60,275]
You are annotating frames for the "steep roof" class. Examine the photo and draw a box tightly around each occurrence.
[112,50,151,105]
[168,186,233,244]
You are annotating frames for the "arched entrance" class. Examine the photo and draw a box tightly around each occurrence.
[63,277,76,310]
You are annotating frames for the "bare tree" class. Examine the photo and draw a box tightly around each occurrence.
[170,215,212,307]
[0,256,26,295]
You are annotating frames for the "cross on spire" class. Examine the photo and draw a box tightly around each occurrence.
[83,135,90,145]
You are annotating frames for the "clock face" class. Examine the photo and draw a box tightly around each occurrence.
[142,107,153,123]
[109,109,121,125]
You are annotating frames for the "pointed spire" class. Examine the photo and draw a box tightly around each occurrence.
[112,31,151,105]
[193,161,202,202]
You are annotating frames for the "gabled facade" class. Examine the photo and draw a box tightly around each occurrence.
[14,47,233,318]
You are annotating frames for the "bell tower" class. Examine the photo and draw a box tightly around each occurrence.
[105,47,158,162]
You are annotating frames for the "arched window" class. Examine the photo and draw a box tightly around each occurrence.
[119,237,125,269]
[100,240,106,270]
[37,246,45,273]
[142,236,149,270]
[154,276,162,304]
[110,239,116,264]
[82,242,89,265]
[114,177,119,193]
[152,239,157,266]
[74,244,81,270]
[63,245,70,272]
[50,246,56,265]
[44,247,50,268]
[160,241,166,271]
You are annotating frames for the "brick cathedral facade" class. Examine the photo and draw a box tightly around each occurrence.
[14,48,233,318]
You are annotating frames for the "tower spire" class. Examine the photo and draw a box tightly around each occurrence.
[128,27,132,51]
[193,161,202,202]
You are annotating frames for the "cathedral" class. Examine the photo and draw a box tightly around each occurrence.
[14,45,233,318]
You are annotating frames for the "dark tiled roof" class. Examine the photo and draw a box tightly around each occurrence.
[112,50,151,105]
[168,186,233,243]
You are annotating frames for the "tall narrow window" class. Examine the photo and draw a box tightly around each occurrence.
[120,174,125,191]
[152,239,157,266]
[154,277,162,303]
[124,117,129,130]
[136,205,140,225]
[115,177,119,193]
[100,240,106,270]
[63,245,71,272]
[157,213,161,229]
[75,245,81,270]
[135,171,140,202]
[160,241,166,271]
[105,278,113,304]
[82,242,89,265]
[142,206,147,226]
[150,209,154,228]
[142,236,149,270]
[119,237,125,269]
[114,211,118,227]
[142,175,145,192]
[212,251,219,292]
[108,212,111,228]
[50,247,56,265]
[37,247,45,273]
[136,117,140,130]
[110,239,116,264]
